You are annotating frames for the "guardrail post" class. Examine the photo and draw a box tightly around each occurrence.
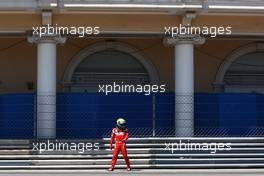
[152,94,156,137]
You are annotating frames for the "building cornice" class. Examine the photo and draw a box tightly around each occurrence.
[1,0,264,15]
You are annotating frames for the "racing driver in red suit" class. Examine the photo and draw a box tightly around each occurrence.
[108,118,131,171]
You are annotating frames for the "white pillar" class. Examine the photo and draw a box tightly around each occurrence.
[175,43,194,137]
[28,35,66,139]
[164,35,205,137]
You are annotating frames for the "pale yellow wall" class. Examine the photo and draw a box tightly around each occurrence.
[0,13,264,33]
[0,38,36,93]
[0,14,41,31]
[0,37,254,93]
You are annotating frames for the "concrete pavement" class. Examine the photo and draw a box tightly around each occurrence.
[0,169,264,176]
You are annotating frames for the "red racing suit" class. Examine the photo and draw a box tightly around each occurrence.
[109,127,130,169]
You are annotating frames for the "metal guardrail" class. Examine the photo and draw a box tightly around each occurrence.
[1,138,264,170]
[0,0,263,12]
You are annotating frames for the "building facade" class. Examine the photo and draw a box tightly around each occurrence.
[0,0,264,139]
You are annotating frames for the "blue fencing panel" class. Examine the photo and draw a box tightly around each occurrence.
[155,93,174,136]
[195,93,220,136]
[56,92,263,138]
[0,93,34,139]
[218,94,257,136]
[57,93,153,139]
[0,92,263,139]
[256,94,264,135]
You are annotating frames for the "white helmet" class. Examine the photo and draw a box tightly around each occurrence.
[116,118,126,128]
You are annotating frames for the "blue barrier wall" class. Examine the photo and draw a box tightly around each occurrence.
[0,94,34,139]
[218,94,257,136]
[57,93,153,138]
[0,93,263,139]
[195,93,219,134]
[155,94,174,136]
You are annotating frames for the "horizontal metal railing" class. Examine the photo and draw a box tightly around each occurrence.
[1,138,264,169]
[0,0,263,12]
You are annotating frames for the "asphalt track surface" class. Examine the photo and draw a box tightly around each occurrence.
[0,169,264,176]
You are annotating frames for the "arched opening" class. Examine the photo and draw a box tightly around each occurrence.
[212,43,264,136]
[224,52,264,93]
[214,43,264,93]
[58,42,160,138]
[62,42,159,92]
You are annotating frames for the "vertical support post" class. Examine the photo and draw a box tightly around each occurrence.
[175,43,194,137]
[163,35,205,137]
[33,93,37,139]
[37,41,57,139]
[152,94,156,137]
[28,35,66,139]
